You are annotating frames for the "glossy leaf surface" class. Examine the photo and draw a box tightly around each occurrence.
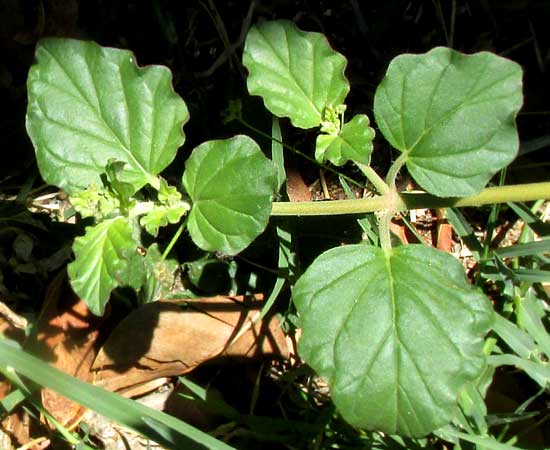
[316,114,375,166]
[67,217,146,316]
[26,38,189,194]
[293,244,493,436]
[243,20,349,129]
[374,47,522,197]
[182,135,277,256]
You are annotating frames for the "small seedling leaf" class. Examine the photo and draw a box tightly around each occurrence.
[374,47,523,197]
[182,135,277,256]
[67,217,146,315]
[293,244,493,437]
[316,114,375,166]
[243,20,349,129]
[26,38,189,194]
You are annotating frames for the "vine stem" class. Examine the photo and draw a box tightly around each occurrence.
[270,181,550,216]
[385,153,409,191]
[378,153,408,250]
[355,163,389,195]
[161,216,189,261]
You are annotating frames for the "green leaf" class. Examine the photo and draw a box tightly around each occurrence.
[140,178,190,236]
[70,184,120,219]
[103,159,136,208]
[140,204,188,236]
[293,244,493,437]
[26,38,189,195]
[67,217,146,315]
[182,135,277,256]
[316,114,375,166]
[373,47,523,197]
[140,243,179,303]
[243,20,349,129]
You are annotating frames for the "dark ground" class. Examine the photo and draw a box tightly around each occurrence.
[1,0,549,183]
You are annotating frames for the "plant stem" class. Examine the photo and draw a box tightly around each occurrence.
[377,153,408,250]
[385,152,408,190]
[162,216,188,261]
[271,181,550,216]
[355,163,389,194]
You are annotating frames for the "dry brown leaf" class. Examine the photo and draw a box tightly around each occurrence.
[286,168,312,202]
[435,209,453,253]
[389,221,408,245]
[92,295,288,393]
[23,271,107,428]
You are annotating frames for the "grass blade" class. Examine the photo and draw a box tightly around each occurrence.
[445,207,483,260]
[488,354,550,389]
[493,314,537,359]
[0,338,234,450]
[495,240,550,258]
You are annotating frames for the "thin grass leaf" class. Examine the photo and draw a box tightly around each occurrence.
[338,175,356,200]
[178,377,240,420]
[495,240,550,258]
[507,202,550,237]
[178,377,321,440]
[401,215,427,244]
[488,354,550,389]
[271,117,286,193]
[519,134,550,156]
[0,388,26,414]
[356,214,380,246]
[483,257,550,283]
[0,338,234,450]
[518,291,550,354]
[446,208,483,260]
[0,364,97,449]
[493,313,537,359]
[509,268,550,283]
[457,382,488,435]
[259,226,290,321]
[487,411,540,427]
[436,426,523,450]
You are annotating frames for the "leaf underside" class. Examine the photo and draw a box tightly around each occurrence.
[374,47,523,197]
[293,244,493,437]
[26,38,189,194]
[243,20,349,129]
[182,135,278,256]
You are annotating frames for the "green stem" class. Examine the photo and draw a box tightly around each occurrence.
[376,153,409,250]
[239,118,364,188]
[162,216,188,261]
[379,203,393,250]
[270,181,550,216]
[355,163,389,195]
[385,152,408,190]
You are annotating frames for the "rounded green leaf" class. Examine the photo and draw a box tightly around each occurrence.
[182,135,277,256]
[316,114,375,166]
[374,47,523,197]
[67,217,146,316]
[243,20,349,129]
[26,38,189,194]
[293,244,493,437]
